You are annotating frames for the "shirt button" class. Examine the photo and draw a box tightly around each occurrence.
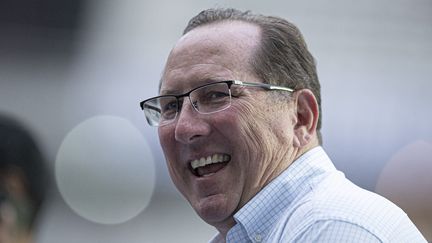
[254,234,262,242]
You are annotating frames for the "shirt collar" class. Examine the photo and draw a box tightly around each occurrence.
[225,146,336,242]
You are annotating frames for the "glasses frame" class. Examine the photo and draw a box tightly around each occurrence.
[140,80,294,126]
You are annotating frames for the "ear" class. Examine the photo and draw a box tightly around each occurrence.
[292,89,319,148]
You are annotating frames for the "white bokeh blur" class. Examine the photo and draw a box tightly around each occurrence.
[55,115,155,225]
[0,0,431,242]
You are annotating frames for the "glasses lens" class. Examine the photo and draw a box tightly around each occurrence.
[190,82,231,114]
[143,96,178,126]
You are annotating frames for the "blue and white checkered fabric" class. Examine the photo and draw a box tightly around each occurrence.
[210,146,426,243]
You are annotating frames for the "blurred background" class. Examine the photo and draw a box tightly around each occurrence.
[0,0,431,242]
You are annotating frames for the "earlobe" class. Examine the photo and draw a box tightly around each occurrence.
[293,89,319,147]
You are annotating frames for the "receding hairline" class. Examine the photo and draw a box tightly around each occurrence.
[159,20,263,92]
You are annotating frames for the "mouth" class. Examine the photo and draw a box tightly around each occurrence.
[189,154,231,177]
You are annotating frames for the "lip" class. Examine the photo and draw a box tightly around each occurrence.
[191,162,230,199]
[185,151,230,164]
[190,153,231,169]
[195,160,230,182]
[188,153,231,176]
[186,152,231,177]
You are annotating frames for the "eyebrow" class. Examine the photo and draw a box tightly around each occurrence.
[159,78,226,95]
[160,87,187,96]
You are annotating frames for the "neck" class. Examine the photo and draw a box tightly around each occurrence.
[213,138,320,241]
[214,218,236,239]
[295,139,320,160]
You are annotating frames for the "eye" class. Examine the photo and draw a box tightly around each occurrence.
[162,101,178,112]
[206,91,229,100]
[195,91,230,109]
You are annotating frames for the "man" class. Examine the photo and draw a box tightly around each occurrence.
[0,114,49,243]
[140,8,426,242]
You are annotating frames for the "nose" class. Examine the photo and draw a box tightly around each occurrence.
[174,98,211,144]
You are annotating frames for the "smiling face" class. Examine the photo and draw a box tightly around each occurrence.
[159,21,299,234]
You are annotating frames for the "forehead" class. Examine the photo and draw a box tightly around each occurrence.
[160,21,260,94]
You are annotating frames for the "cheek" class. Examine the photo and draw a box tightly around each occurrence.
[158,130,188,194]
[234,103,277,166]
[158,127,180,176]
[158,126,174,155]
[233,100,293,179]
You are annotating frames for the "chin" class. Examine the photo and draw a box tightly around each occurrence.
[194,194,236,226]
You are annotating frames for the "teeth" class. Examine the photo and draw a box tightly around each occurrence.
[190,154,230,170]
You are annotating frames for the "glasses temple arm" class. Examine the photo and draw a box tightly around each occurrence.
[232,80,294,92]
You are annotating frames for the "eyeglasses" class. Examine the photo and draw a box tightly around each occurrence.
[140,80,294,127]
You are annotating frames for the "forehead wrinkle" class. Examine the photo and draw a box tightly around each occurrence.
[166,45,240,73]
[161,64,234,95]
[161,49,233,94]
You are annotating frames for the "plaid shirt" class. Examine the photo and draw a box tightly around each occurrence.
[210,146,426,243]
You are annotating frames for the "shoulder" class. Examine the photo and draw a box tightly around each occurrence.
[268,172,425,242]
[285,217,426,243]
[292,220,381,242]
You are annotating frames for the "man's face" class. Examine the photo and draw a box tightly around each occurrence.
[158,21,297,230]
